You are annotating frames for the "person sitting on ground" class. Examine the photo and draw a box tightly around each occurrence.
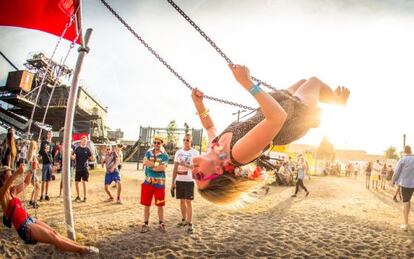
[102,145,122,204]
[190,64,349,204]
[0,163,99,254]
[392,145,414,231]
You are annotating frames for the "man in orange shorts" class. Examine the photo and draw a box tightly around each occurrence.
[140,136,169,233]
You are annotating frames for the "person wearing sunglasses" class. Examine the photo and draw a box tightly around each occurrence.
[191,64,350,205]
[102,146,122,204]
[172,134,198,234]
[140,136,169,233]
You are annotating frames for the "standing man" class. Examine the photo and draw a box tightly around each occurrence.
[39,143,53,201]
[172,134,198,234]
[291,155,310,197]
[72,136,95,202]
[392,145,414,231]
[140,136,169,233]
[102,144,123,204]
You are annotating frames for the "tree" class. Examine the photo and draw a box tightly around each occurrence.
[316,136,335,161]
[384,146,399,160]
[166,120,178,145]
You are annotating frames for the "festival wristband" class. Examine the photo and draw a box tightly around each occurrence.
[197,109,209,118]
[249,83,262,96]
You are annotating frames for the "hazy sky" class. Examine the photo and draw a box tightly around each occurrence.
[1,0,413,154]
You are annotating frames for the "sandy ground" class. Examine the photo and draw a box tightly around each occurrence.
[1,162,414,258]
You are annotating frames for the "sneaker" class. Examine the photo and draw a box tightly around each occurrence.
[74,196,81,202]
[83,246,99,255]
[39,196,44,201]
[116,199,123,205]
[159,222,167,232]
[176,221,187,227]
[32,202,39,209]
[187,224,193,234]
[140,224,150,233]
[400,224,409,231]
[45,195,50,201]
[82,197,87,202]
[29,200,33,206]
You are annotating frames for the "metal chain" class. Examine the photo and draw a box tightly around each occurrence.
[26,12,78,137]
[38,34,79,139]
[167,0,278,92]
[100,0,255,111]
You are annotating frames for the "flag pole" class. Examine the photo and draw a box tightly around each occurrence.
[62,27,92,240]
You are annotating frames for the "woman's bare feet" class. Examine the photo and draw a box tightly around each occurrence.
[334,86,350,106]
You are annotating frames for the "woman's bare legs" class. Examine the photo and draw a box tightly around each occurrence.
[29,222,87,254]
[290,77,350,108]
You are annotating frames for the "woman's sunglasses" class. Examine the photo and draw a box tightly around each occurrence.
[153,141,161,145]
[193,172,219,182]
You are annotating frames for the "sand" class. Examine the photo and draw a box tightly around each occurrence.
[1,162,414,258]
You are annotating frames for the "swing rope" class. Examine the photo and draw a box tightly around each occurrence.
[166,0,278,92]
[38,33,80,139]
[100,0,256,111]
[26,9,79,138]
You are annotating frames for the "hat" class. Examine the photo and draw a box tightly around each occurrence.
[0,166,11,173]
[153,136,164,144]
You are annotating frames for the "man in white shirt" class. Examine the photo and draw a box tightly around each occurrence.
[172,134,198,234]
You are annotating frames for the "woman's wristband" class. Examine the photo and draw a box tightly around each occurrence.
[249,83,262,96]
[197,109,209,119]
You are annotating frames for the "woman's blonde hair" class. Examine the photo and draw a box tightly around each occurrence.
[27,140,38,162]
[198,173,261,205]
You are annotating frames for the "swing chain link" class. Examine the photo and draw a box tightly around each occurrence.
[167,0,278,92]
[100,0,255,111]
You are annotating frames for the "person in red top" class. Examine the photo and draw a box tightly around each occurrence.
[0,162,99,255]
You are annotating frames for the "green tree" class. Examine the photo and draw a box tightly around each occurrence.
[316,136,335,161]
[384,146,399,160]
[166,120,178,145]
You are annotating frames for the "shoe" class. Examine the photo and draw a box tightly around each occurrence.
[176,221,187,227]
[187,224,193,234]
[32,202,39,209]
[45,195,50,201]
[159,222,167,232]
[400,224,409,231]
[291,194,297,198]
[82,197,87,202]
[140,224,150,233]
[74,196,81,202]
[116,199,123,205]
[39,196,44,201]
[29,200,33,206]
[83,246,99,255]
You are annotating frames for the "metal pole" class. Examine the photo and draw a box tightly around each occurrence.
[403,134,406,149]
[62,28,92,240]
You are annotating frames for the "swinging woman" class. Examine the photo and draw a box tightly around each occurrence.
[0,162,99,255]
[191,64,350,205]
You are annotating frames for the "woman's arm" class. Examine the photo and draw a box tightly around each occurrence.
[230,64,287,164]
[191,89,217,140]
[0,163,25,198]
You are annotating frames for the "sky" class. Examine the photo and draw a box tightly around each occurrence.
[1,0,414,154]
